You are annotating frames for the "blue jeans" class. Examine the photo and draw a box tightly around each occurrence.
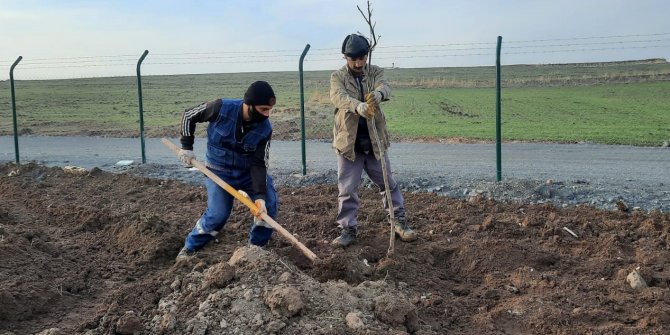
[184,171,278,251]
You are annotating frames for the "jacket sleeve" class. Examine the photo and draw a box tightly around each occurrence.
[250,134,271,201]
[371,66,391,101]
[329,66,392,112]
[179,99,222,150]
[329,70,362,113]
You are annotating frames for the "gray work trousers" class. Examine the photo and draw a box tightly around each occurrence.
[336,151,406,228]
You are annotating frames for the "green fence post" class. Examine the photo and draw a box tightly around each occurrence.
[136,50,149,164]
[495,36,502,182]
[299,44,311,175]
[10,56,22,164]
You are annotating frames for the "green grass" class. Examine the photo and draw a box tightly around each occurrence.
[1,59,669,145]
[384,82,670,145]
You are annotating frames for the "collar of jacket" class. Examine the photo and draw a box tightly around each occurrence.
[344,64,369,77]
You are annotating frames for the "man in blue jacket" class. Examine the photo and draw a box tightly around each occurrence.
[176,81,278,259]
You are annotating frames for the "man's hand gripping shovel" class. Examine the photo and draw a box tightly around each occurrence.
[162,138,318,262]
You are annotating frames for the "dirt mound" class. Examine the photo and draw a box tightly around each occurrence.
[1,163,669,334]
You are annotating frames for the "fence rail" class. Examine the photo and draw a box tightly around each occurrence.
[4,34,670,180]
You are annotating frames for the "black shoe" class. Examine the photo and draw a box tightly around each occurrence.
[393,216,417,242]
[331,226,357,247]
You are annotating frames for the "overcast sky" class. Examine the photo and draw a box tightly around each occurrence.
[1,0,668,79]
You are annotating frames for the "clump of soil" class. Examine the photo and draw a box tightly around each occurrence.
[1,162,669,334]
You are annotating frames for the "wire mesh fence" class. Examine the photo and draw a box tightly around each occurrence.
[1,32,670,167]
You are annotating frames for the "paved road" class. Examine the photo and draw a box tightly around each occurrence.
[1,136,668,186]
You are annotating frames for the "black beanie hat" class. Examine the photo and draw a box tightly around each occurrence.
[341,34,370,58]
[244,81,276,106]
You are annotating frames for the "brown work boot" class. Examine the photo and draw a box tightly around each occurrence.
[331,226,357,247]
[393,216,417,242]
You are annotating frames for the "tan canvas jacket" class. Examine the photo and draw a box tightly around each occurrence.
[329,64,392,161]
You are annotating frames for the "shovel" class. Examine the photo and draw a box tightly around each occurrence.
[162,138,318,262]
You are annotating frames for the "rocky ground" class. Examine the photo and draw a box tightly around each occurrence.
[114,162,670,214]
[1,162,669,335]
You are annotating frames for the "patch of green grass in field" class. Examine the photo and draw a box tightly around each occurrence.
[500,83,670,145]
[384,82,670,146]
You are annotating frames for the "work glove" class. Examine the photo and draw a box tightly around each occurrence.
[369,91,383,104]
[355,102,375,119]
[251,199,272,229]
[365,92,381,118]
[178,149,195,167]
[239,190,273,229]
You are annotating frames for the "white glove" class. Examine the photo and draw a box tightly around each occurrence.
[252,199,272,229]
[178,149,195,167]
[239,190,273,229]
[355,102,374,119]
[370,91,383,104]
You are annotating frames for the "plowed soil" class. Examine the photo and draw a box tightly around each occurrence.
[1,163,669,335]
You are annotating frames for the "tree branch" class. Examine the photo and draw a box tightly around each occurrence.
[357,1,380,65]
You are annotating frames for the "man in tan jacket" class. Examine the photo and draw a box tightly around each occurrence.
[329,33,417,247]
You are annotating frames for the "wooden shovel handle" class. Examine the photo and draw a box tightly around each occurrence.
[161,138,318,262]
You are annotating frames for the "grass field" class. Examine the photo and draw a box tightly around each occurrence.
[1,59,669,146]
[385,82,670,145]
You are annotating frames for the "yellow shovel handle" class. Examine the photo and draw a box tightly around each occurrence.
[162,138,318,262]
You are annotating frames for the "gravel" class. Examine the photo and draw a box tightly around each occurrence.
[3,136,667,213]
[113,161,669,213]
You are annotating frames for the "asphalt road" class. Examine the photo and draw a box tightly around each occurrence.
[1,136,668,187]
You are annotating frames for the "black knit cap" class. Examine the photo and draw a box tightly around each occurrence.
[244,81,276,106]
[341,34,370,58]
